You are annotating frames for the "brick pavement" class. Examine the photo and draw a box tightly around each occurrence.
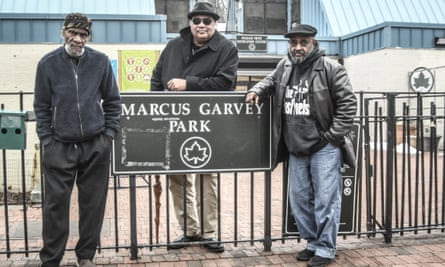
[2,160,445,266]
[2,232,445,266]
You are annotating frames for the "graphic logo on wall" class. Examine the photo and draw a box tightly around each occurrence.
[118,50,160,92]
[409,67,434,93]
[180,136,212,169]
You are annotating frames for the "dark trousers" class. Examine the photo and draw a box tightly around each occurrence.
[40,134,111,267]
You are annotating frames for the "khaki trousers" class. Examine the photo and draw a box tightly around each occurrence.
[169,173,218,238]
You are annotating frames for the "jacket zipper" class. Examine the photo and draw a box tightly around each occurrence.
[71,59,85,137]
[53,106,57,129]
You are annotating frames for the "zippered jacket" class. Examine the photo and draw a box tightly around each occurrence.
[34,46,121,145]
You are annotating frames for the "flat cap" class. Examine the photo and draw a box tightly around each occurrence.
[188,1,220,20]
[284,23,317,38]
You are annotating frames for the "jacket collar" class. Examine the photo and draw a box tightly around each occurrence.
[311,55,325,71]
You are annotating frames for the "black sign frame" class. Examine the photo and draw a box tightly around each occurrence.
[112,92,272,175]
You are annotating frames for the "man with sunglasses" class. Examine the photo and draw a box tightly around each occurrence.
[245,23,357,267]
[151,1,238,253]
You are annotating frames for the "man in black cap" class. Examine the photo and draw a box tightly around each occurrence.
[245,23,357,267]
[34,12,121,267]
[151,1,238,253]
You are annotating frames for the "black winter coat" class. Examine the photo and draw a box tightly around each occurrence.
[151,27,239,91]
[249,54,357,169]
[34,46,121,145]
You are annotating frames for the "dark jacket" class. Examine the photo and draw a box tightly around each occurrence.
[249,54,357,168]
[34,46,121,145]
[151,26,239,91]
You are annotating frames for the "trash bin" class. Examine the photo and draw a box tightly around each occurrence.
[0,110,27,150]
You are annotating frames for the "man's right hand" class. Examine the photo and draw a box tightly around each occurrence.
[245,92,260,105]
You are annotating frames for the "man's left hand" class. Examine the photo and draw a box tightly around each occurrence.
[167,79,187,91]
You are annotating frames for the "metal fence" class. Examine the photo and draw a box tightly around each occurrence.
[0,91,444,260]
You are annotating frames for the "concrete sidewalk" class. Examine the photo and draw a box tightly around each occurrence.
[3,232,445,266]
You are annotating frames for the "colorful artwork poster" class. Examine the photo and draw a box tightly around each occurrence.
[118,50,160,92]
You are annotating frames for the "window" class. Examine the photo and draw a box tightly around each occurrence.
[155,0,189,33]
[243,0,287,34]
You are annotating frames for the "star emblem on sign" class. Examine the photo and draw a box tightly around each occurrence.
[180,137,212,169]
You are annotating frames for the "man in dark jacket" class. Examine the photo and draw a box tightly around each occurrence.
[151,1,238,253]
[245,23,357,267]
[33,13,121,267]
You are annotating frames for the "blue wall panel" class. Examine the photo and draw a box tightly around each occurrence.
[137,23,151,43]
[399,28,411,47]
[122,22,136,43]
[0,14,167,44]
[31,22,47,43]
[17,22,31,43]
[411,29,422,48]
[0,0,156,15]
[391,28,399,47]
[339,23,445,57]
[422,29,433,48]
[106,21,121,43]
[91,21,106,43]
[306,0,445,37]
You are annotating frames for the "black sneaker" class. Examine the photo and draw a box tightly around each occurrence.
[308,255,332,267]
[77,259,96,267]
[296,249,315,261]
[167,235,200,250]
[201,238,225,253]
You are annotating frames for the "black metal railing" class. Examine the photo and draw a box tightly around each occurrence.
[1,90,444,260]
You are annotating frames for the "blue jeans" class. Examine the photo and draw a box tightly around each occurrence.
[288,143,342,259]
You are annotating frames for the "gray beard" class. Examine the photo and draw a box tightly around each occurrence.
[288,48,305,64]
[64,43,85,58]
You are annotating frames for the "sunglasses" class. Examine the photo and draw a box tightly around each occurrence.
[192,17,213,26]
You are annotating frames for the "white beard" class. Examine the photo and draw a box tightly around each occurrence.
[288,47,305,64]
[64,43,85,57]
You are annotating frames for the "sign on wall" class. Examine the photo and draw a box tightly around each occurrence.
[409,67,434,93]
[112,92,271,175]
[236,35,267,52]
[118,50,160,92]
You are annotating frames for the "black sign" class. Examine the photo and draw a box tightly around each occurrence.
[284,124,360,234]
[112,92,271,175]
[236,35,267,52]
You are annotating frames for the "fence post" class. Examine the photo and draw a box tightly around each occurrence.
[384,93,396,243]
[264,170,272,251]
[129,175,139,259]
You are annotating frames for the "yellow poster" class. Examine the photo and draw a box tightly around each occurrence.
[118,50,160,92]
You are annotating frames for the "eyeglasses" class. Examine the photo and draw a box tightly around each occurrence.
[192,17,213,26]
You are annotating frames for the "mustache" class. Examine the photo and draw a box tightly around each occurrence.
[290,49,305,57]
